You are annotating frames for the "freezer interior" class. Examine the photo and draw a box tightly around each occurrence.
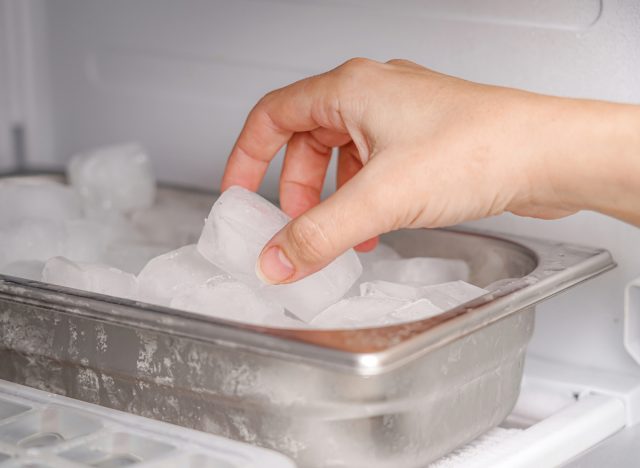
[1,1,640,467]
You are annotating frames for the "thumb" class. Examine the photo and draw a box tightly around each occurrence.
[256,164,393,284]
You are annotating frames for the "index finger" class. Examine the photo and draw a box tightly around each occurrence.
[220,73,340,192]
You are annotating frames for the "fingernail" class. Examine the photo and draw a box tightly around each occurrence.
[256,246,295,284]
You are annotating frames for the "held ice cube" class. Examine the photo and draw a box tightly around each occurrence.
[197,186,289,286]
[137,245,227,306]
[67,143,156,214]
[170,278,283,325]
[42,257,138,299]
[261,253,363,322]
[366,257,470,285]
[0,181,82,228]
[197,186,363,321]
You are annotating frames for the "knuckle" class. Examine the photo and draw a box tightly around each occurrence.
[339,57,376,74]
[285,215,330,266]
[335,57,379,96]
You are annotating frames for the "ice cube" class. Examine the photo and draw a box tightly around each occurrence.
[42,257,138,299]
[0,260,44,281]
[137,245,227,306]
[366,257,469,285]
[311,296,444,329]
[131,202,207,248]
[62,220,109,263]
[104,241,171,275]
[357,243,401,268]
[0,180,82,228]
[197,186,289,285]
[67,143,156,214]
[388,298,443,323]
[0,220,67,266]
[261,254,363,322]
[345,244,402,296]
[419,280,488,310]
[170,277,283,325]
[63,215,145,263]
[362,279,488,311]
[197,186,362,321]
[261,310,312,329]
[359,280,421,301]
[310,296,408,329]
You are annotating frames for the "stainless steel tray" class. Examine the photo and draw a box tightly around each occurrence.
[0,176,615,468]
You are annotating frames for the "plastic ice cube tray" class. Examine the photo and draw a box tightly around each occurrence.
[0,380,294,468]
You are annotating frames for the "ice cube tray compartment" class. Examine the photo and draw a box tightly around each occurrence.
[0,407,102,450]
[0,399,30,423]
[0,381,295,468]
[58,432,174,467]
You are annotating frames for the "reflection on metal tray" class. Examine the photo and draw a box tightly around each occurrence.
[0,176,615,468]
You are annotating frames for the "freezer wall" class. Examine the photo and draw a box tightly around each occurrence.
[3,0,640,375]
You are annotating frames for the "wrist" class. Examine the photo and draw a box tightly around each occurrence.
[514,94,640,224]
[549,98,640,224]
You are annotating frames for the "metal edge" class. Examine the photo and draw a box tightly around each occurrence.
[0,233,615,375]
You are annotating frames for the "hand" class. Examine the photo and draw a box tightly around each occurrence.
[221,58,640,284]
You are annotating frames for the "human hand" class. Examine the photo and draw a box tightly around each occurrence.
[221,58,640,284]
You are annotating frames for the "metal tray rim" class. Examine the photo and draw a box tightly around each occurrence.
[0,226,615,375]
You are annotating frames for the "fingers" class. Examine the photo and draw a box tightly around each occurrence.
[257,159,395,284]
[221,73,345,192]
[337,143,378,252]
[221,100,293,192]
[336,142,362,188]
[279,132,333,218]
[279,128,352,218]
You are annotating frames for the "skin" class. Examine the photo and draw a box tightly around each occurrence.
[221,58,640,285]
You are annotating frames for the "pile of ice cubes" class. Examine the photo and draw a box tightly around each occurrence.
[0,143,488,329]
